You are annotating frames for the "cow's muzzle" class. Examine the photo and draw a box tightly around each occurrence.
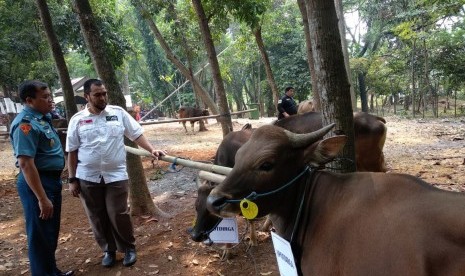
[207,195,229,216]
[187,227,210,242]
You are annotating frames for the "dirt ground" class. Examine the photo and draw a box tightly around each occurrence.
[1,114,465,276]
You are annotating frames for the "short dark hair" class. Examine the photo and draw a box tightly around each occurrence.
[83,79,103,94]
[18,80,48,103]
[285,86,294,93]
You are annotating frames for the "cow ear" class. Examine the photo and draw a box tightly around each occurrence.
[303,136,347,166]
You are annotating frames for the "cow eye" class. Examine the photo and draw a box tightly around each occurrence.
[259,162,274,171]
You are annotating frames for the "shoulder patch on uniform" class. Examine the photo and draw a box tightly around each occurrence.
[278,100,282,104]
[19,123,32,135]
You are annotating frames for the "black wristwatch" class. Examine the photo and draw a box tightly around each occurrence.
[68,177,78,183]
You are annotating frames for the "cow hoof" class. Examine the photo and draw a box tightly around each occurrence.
[245,237,258,251]
[220,249,231,261]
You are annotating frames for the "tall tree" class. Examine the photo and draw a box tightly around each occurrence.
[297,0,321,110]
[133,10,177,115]
[0,0,56,96]
[133,1,219,115]
[192,0,233,136]
[35,0,78,120]
[334,0,356,111]
[253,26,279,112]
[305,0,355,172]
[72,0,167,217]
[220,0,280,114]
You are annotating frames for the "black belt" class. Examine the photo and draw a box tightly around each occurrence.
[38,170,63,179]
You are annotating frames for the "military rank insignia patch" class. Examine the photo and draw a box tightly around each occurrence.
[20,123,32,135]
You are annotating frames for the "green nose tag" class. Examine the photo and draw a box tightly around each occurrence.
[240,199,259,220]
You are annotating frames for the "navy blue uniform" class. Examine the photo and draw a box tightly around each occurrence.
[10,106,65,276]
[277,94,297,120]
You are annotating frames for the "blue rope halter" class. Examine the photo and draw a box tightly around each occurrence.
[224,166,311,203]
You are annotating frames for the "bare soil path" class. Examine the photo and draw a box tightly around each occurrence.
[1,115,464,275]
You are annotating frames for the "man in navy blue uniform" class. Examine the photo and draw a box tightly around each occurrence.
[277,86,297,120]
[9,80,73,276]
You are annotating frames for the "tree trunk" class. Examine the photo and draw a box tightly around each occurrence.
[334,0,356,111]
[297,0,321,111]
[410,38,417,118]
[358,72,368,112]
[252,26,279,115]
[305,0,355,172]
[72,0,166,217]
[191,0,232,137]
[133,1,219,115]
[35,0,78,120]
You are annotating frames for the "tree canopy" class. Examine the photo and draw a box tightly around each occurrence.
[1,0,464,118]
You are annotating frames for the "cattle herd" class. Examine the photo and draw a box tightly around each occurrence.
[181,106,465,275]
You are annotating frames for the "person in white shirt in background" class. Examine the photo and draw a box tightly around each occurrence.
[65,78,166,268]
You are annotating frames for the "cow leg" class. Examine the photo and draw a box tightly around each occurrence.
[190,122,195,134]
[246,220,258,250]
[199,119,208,131]
[182,122,188,133]
[220,244,233,260]
[260,216,272,232]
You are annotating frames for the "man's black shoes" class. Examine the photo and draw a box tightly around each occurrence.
[101,249,136,267]
[102,251,116,267]
[123,249,137,267]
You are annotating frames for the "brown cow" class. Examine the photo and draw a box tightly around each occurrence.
[353,112,387,172]
[178,106,209,133]
[190,112,387,244]
[207,124,465,275]
[190,124,254,242]
[275,111,387,172]
[297,100,314,114]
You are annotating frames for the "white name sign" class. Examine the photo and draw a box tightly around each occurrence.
[208,218,239,244]
[271,231,298,276]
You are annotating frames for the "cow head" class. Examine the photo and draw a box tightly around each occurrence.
[201,109,210,116]
[189,125,254,242]
[207,124,347,218]
[188,179,222,242]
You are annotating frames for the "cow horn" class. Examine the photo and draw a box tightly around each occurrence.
[284,123,336,148]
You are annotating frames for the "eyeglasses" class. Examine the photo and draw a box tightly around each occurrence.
[38,94,53,100]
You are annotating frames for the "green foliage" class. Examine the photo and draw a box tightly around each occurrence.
[50,0,131,70]
[65,51,96,78]
[393,21,418,41]
[0,0,55,91]
[3,0,465,119]
[205,0,269,29]
[263,2,310,100]
[347,0,465,111]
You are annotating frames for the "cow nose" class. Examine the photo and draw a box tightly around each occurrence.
[188,227,209,242]
[207,195,227,214]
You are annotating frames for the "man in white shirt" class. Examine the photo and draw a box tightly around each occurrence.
[66,79,166,268]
